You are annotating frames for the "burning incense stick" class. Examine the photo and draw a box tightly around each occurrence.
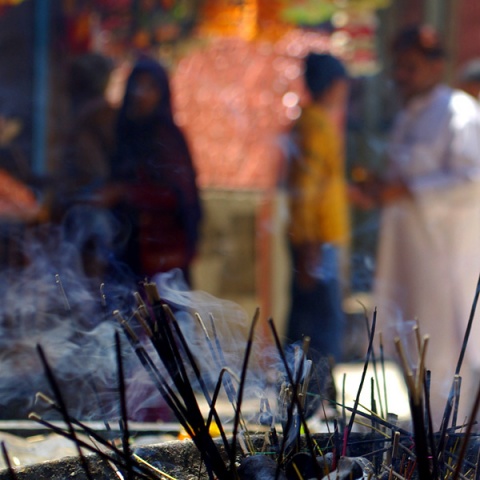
[161,304,231,453]
[394,333,431,480]
[205,366,240,430]
[413,321,422,354]
[394,338,415,396]
[100,283,107,308]
[24,271,480,480]
[114,310,196,437]
[208,312,239,407]
[133,293,153,331]
[55,273,71,312]
[133,291,148,311]
[135,284,230,480]
[194,312,220,366]
[451,375,462,430]
[133,310,153,338]
[414,335,429,406]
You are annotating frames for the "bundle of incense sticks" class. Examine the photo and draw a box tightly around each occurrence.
[15,275,480,480]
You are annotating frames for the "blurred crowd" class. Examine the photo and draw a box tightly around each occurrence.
[284,24,480,428]
[0,51,203,288]
[0,22,480,427]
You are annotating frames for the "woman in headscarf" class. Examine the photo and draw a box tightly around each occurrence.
[109,56,202,283]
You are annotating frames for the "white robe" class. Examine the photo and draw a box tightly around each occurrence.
[374,85,480,427]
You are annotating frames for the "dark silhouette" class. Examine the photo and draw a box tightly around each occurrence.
[54,53,118,279]
[109,56,202,283]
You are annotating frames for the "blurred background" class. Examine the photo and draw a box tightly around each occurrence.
[0,0,478,348]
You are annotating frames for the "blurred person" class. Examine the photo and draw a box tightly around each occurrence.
[357,25,480,427]
[58,52,117,204]
[107,56,202,284]
[54,52,118,279]
[285,53,350,376]
[457,58,480,101]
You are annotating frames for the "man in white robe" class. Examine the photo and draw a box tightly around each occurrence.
[369,25,480,428]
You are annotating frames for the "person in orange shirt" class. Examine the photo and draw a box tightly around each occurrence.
[285,52,350,369]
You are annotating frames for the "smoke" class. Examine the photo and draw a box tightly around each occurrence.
[118,268,327,428]
[0,222,136,421]
[152,269,280,421]
[154,269,250,369]
[0,219,281,426]
[0,215,343,433]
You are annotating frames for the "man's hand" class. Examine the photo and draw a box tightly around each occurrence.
[378,179,411,205]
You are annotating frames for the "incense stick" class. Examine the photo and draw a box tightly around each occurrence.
[394,333,431,480]
[208,312,239,406]
[1,441,18,480]
[452,380,480,480]
[114,310,195,437]
[36,344,95,480]
[439,273,480,458]
[115,332,134,480]
[379,332,389,418]
[139,285,229,480]
[230,308,260,472]
[267,318,323,480]
[27,413,153,480]
[55,273,71,312]
[451,375,462,430]
[361,302,384,419]
[161,305,230,453]
[345,308,377,454]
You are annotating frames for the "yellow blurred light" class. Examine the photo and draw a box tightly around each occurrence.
[177,421,222,441]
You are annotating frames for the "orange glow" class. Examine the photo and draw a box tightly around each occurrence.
[199,0,291,41]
